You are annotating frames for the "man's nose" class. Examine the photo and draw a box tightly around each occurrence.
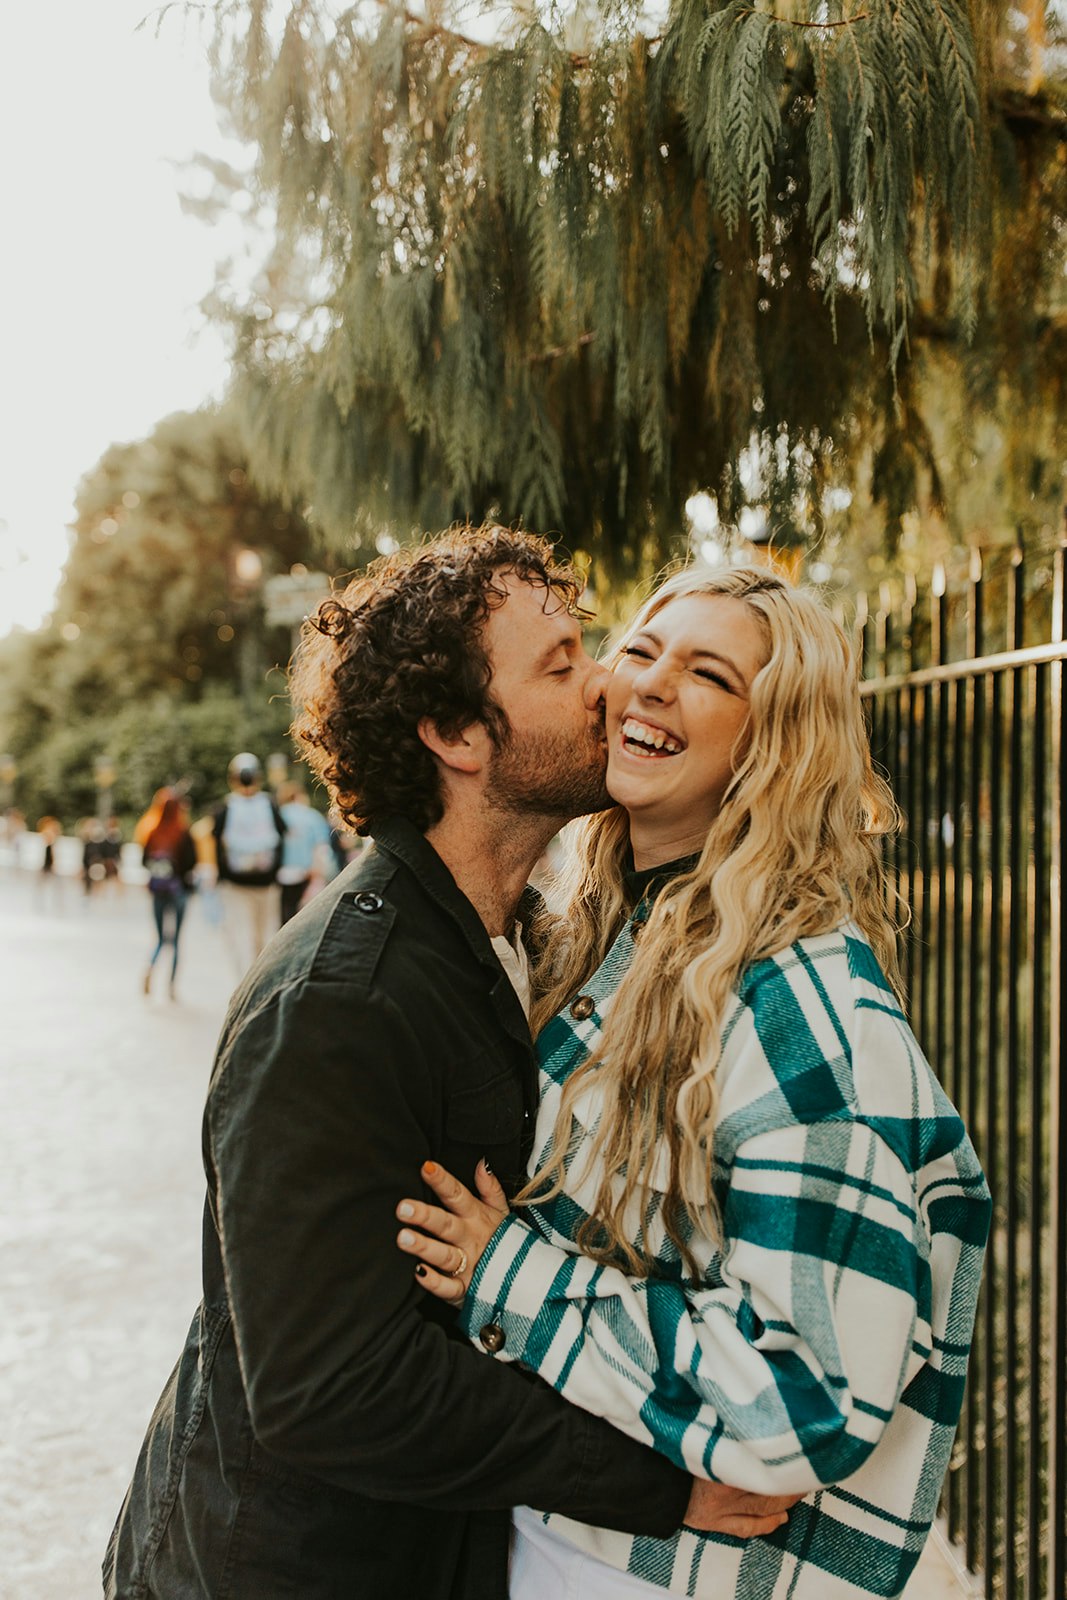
[582,659,611,710]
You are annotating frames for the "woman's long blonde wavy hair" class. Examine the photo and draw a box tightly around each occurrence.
[521,565,903,1279]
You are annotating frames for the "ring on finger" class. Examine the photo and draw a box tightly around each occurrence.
[448,1248,469,1279]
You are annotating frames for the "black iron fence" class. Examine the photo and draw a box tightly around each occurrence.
[858,541,1067,1600]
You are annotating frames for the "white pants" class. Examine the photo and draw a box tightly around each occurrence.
[510,1508,667,1599]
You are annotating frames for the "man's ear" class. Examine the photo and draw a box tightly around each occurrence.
[417,717,490,775]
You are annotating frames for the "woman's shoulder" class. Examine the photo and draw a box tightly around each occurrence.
[735,920,900,1025]
[715,924,909,1137]
[716,923,958,1178]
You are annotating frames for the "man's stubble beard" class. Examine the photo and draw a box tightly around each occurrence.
[484,716,612,822]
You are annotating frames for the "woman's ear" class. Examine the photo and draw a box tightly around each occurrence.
[417,717,491,775]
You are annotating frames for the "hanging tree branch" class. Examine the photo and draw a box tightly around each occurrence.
[199,0,1066,574]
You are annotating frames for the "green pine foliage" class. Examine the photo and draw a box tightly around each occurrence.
[198,0,1066,578]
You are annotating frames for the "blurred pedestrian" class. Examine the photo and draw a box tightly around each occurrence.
[275,781,335,924]
[140,793,197,1000]
[102,817,124,884]
[36,816,63,908]
[208,753,286,975]
[134,789,171,846]
[81,818,107,895]
[1,807,26,871]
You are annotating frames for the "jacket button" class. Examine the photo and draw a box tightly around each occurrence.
[479,1323,507,1353]
[569,994,595,1021]
[353,890,384,913]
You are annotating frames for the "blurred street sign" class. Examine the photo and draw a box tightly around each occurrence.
[264,571,331,629]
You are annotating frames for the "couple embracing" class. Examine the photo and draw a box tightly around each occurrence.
[105,526,989,1600]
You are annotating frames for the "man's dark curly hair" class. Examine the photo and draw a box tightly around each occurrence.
[290,525,587,833]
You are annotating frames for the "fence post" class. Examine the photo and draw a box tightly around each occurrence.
[1004,541,1025,1600]
[1050,537,1067,1600]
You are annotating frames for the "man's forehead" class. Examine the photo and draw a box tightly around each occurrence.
[493,569,570,616]
[485,574,581,666]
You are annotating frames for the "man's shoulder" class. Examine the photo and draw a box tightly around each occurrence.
[212,846,515,1099]
[233,845,482,1010]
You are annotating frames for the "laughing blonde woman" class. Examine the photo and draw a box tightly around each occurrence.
[397,566,990,1600]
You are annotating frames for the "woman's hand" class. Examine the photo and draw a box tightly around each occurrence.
[396,1159,509,1302]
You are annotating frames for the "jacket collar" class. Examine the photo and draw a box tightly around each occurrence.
[369,816,536,1046]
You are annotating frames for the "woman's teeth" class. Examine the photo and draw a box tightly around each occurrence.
[621,718,683,756]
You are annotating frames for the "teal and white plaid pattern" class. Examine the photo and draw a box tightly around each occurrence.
[459,917,990,1598]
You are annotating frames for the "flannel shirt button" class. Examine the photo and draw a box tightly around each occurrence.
[353,891,384,913]
[569,994,595,1021]
[479,1323,507,1353]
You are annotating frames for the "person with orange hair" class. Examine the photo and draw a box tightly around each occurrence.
[140,792,196,999]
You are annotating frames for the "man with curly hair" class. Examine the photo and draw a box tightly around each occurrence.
[105,526,792,1600]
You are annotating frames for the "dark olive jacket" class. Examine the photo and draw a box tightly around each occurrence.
[104,818,690,1600]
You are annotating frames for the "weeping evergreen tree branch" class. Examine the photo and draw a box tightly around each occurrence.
[195,0,1065,577]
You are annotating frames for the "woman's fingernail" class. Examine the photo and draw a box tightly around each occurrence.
[423,1160,439,1177]
[397,1202,414,1219]
[481,1158,493,1174]
[398,1229,415,1246]
[415,1264,427,1277]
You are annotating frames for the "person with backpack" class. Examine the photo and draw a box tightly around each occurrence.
[209,753,286,975]
[140,792,197,1000]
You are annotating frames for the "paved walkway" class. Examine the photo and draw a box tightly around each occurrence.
[0,868,977,1598]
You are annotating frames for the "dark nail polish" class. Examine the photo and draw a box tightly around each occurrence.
[482,1157,493,1174]
[415,1264,427,1277]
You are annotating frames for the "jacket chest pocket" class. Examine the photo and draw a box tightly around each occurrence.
[445,1062,526,1151]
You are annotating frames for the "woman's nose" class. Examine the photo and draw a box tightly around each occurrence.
[633,658,675,701]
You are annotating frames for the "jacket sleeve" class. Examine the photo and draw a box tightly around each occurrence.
[207,976,691,1531]
[457,1117,924,1494]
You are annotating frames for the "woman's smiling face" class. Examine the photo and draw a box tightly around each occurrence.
[605,591,768,862]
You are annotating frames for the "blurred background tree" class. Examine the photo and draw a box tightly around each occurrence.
[196,0,1066,601]
[0,407,338,823]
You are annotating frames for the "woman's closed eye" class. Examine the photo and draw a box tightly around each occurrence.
[621,645,656,663]
[694,666,732,690]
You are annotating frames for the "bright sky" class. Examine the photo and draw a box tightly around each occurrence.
[0,2,246,638]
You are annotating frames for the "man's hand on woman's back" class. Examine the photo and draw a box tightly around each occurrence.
[684,1480,801,1538]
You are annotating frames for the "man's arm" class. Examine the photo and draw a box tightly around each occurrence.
[209,976,693,1533]
[454,1119,924,1494]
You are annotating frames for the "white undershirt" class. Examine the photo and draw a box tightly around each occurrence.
[490,924,531,1019]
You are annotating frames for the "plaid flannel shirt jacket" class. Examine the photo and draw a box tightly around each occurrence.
[458,914,990,1599]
